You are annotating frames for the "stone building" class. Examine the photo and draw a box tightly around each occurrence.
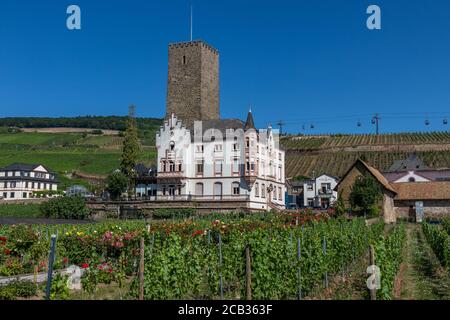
[392,182,450,220]
[166,41,220,128]
[334,159,397,223]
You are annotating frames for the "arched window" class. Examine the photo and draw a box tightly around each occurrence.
[232,182,240,195]
[195,183,203,197]
[169,141,175,151]
[255,182,259,197]
[408,177,416,182]
[261,184,266,198]
[214,182,223,199]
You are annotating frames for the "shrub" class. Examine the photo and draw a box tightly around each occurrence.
[39,196,90,219]
[152,208,195,220]
[0,281,37,300]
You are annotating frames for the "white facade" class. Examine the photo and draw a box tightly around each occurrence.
[302,174,338,208]
[0,164,58,200]
[155,113,286,211]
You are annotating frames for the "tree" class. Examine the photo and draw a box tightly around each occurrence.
[349,174,382,215]
[120,105,140,194]
[106,171,128,200]
[39,196,90,219]
[333,195,347,216]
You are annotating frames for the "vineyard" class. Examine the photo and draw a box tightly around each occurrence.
[0,212,400,300]
[422,221,450,270]
[282,131,450,150]
[285,150,450,178]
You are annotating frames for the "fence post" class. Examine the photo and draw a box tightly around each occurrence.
[45,234,57,300]
[139,237,145,300]
[218,233,224,299]
[369,245,377,300]
[297,237,302,300]
[245,245,252,300]
[323,236,328,288]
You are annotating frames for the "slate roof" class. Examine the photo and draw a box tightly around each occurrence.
[134,164,157,177]
[244,110,256,131]
[383,169,450,182]
[387,154,428,172]
[0,163,55,174]
[190,119,246,138]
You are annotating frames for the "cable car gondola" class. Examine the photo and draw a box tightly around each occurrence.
[444,118,448,125]
[425,119,430,126]
[357,121,362,127]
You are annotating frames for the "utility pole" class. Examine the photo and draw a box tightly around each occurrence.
[276,120,284,136]
[372,113,380,135]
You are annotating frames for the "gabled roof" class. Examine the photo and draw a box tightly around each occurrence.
[393,181,450,200]
[0,163,54,173]
[335,159,397,194]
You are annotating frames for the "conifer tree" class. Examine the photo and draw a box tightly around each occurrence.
[120,105,140,193]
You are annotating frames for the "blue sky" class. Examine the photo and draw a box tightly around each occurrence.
[0,0,449,134]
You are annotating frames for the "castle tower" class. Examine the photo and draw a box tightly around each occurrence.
[166,40,220,127]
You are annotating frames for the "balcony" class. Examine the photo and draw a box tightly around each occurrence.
[318,189,334,197]
[157,171,185,183]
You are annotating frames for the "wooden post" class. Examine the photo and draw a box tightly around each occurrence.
[218,233,224,299]
[369,245,377,300]
[45,234,57,300]
[139,237,145,300]
[245,245,252,300]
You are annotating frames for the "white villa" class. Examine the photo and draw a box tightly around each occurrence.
[156,112,286,211]
[301,174,338,209]
[0,163,58,200]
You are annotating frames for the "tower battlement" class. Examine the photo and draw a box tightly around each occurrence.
[168,40,219,55]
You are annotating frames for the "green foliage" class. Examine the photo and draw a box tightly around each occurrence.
[106,171,128,200]
[120,108,141,179]
[39,196,90,219]
[0,281,37,300]
[422,222,450,269]
[373,224,406,300]
[333,195,346,216]
[349,175,382,214]
[50,273,70,300]
[442,218,450,235]
[152,208,195,220]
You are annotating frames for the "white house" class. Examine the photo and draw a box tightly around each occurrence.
[301,174,338,208]
[155,112,286,211]
[0,163,58,200]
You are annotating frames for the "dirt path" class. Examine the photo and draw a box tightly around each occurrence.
[394,224,450,300]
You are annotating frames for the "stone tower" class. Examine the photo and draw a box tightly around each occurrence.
[166,40,220,127]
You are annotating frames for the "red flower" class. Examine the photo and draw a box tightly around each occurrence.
[4,249,11,255]
[0,236,7,242]
[62,257,69,264]
[108,268,113,273]
[191,230,203,237]
[81,263,89,269]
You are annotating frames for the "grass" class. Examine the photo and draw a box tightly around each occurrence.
[396,224,450,300]
[0,203,42,217]
[0,132,83,146]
